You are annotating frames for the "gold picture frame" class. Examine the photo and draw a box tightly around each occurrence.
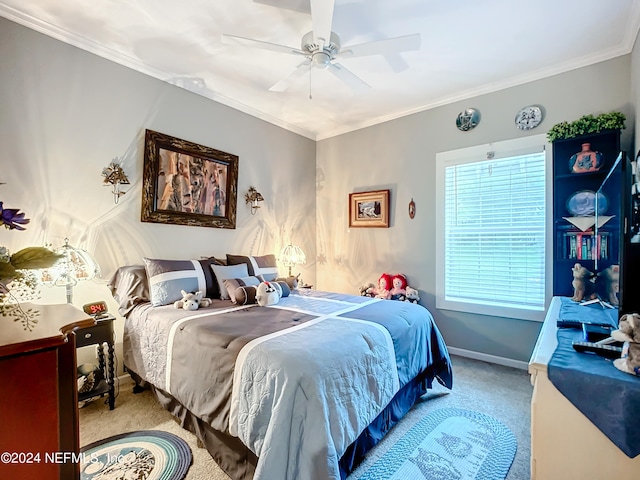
[141,129,238,229]
[349,189,390,228]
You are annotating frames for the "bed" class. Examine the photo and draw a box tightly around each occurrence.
[108,263,452,480]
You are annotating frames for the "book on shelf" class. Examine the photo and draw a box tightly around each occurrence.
[560,231,609,261]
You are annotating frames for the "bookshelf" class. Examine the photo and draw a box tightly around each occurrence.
[552,129,621,297]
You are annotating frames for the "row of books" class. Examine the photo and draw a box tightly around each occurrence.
[560,232,610,260]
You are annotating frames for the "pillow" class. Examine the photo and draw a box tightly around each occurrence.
[226,254,279,281]
[211,263,250,300]
[107,265,150,316]
[232,280,291,306]
[143,258,219,307]
[223,276,261,303]
[234,285,258,305]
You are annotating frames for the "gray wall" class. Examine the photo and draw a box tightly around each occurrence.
[0,18,316,368]
[316,56,634,363]
[1,16,638,366]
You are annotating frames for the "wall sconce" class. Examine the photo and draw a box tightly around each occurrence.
[102,159,130,204]
[245,186,264,215]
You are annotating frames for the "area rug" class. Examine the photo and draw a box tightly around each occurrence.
[80,430,192,480]
[354,408,517,480]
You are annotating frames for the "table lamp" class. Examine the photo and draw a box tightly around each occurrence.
[41,238,100,303]
[279,244,306,277]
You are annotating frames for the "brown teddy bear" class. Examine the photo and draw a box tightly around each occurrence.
[571,263,594,302]
[596,264,619,306]
[611,313,640,376]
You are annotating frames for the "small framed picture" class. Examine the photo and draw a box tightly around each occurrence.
[349,189,390,228]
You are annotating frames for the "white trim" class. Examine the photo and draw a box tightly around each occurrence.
[448,347,528,371]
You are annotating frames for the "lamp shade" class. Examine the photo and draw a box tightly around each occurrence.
[279,244,306,276]
[41,238,100,303]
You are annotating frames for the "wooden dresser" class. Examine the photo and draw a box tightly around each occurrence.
[0,303,93,479]
[529,297,640,479]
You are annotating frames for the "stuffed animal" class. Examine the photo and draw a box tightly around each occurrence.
[404,286,420,304]
[256,281,281,307]
[596,264,620,306]
[275,274,299,289]
[359,282,376,297]
[390,274,408,300]
[571,263,594,302]
[611,313,640,376]
[174,290,212,310]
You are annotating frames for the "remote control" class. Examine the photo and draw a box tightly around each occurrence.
[572,341,623,359]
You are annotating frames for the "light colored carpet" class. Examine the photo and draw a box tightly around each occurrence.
[79,355,532,480]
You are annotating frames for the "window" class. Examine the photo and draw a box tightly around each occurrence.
[435,135,549,321]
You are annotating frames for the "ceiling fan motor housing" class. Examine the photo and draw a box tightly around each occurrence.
[302,31,340,69]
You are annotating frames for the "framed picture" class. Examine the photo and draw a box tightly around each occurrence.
[141,129,238,229]
[349,189,390,228]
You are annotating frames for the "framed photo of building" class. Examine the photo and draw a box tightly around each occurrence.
[349,189,390,228]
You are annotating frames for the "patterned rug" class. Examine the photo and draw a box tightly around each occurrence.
[80,430,192,480]
[353,408,517,480]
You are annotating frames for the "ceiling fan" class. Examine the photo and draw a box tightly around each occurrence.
[221,0,421,94]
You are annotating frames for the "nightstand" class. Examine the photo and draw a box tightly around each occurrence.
[75,314,115,410]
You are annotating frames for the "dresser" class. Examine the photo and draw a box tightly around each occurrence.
[0,303,94,479]
[529,297,640,479]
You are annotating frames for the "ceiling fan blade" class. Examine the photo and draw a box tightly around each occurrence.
[341,33,421,58]
[310,0,335,46]
[269,60,311,92]
[221,33,305,56]
[328,62,370,91]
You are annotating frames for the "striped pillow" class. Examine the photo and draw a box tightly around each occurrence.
[223,276,261,303]
[226,254,279,281]
[143,258,219,306]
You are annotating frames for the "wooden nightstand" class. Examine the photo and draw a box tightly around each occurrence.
[75,314,116,410]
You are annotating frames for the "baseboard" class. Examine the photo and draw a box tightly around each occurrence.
[117,372,133,385]
[447,346,528,370]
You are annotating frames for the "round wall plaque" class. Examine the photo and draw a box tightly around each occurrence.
[456,108,480,131]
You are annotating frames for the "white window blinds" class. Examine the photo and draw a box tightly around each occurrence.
[436,138,548,320]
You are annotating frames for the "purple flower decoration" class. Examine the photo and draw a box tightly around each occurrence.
[0,202,30,230]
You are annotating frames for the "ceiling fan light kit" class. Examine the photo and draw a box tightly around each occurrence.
[221,0,420,95]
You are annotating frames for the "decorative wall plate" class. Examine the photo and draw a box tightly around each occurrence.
[456,108,480,131]
[515,105,543,130]
[566,190,608,216]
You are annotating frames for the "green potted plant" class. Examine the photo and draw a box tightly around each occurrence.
[546,111,626,143]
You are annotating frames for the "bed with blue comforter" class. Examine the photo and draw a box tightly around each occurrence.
[109,265,452,480]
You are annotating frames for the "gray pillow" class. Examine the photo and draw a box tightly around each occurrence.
[211,263,249,300]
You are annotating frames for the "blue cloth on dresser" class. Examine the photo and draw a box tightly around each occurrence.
[547,327,640,458]
[556,296,619,328]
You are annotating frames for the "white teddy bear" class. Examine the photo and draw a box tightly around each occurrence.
[174,290,212,310]
[404,286,421,304]
[256,281,281,307]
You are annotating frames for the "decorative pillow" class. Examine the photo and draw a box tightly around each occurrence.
[211,263,250,300]
[233,280,291,306]
[233,285,258,305]
[143,258,218,307]
[226,254,279,281]
[223,276,261,303]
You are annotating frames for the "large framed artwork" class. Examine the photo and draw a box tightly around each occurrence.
[348,189,390,228]
[141,129,238,229]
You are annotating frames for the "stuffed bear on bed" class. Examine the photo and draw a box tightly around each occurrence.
[174,290,212,310]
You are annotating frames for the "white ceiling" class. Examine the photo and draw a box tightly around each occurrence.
[2,0,640,140]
